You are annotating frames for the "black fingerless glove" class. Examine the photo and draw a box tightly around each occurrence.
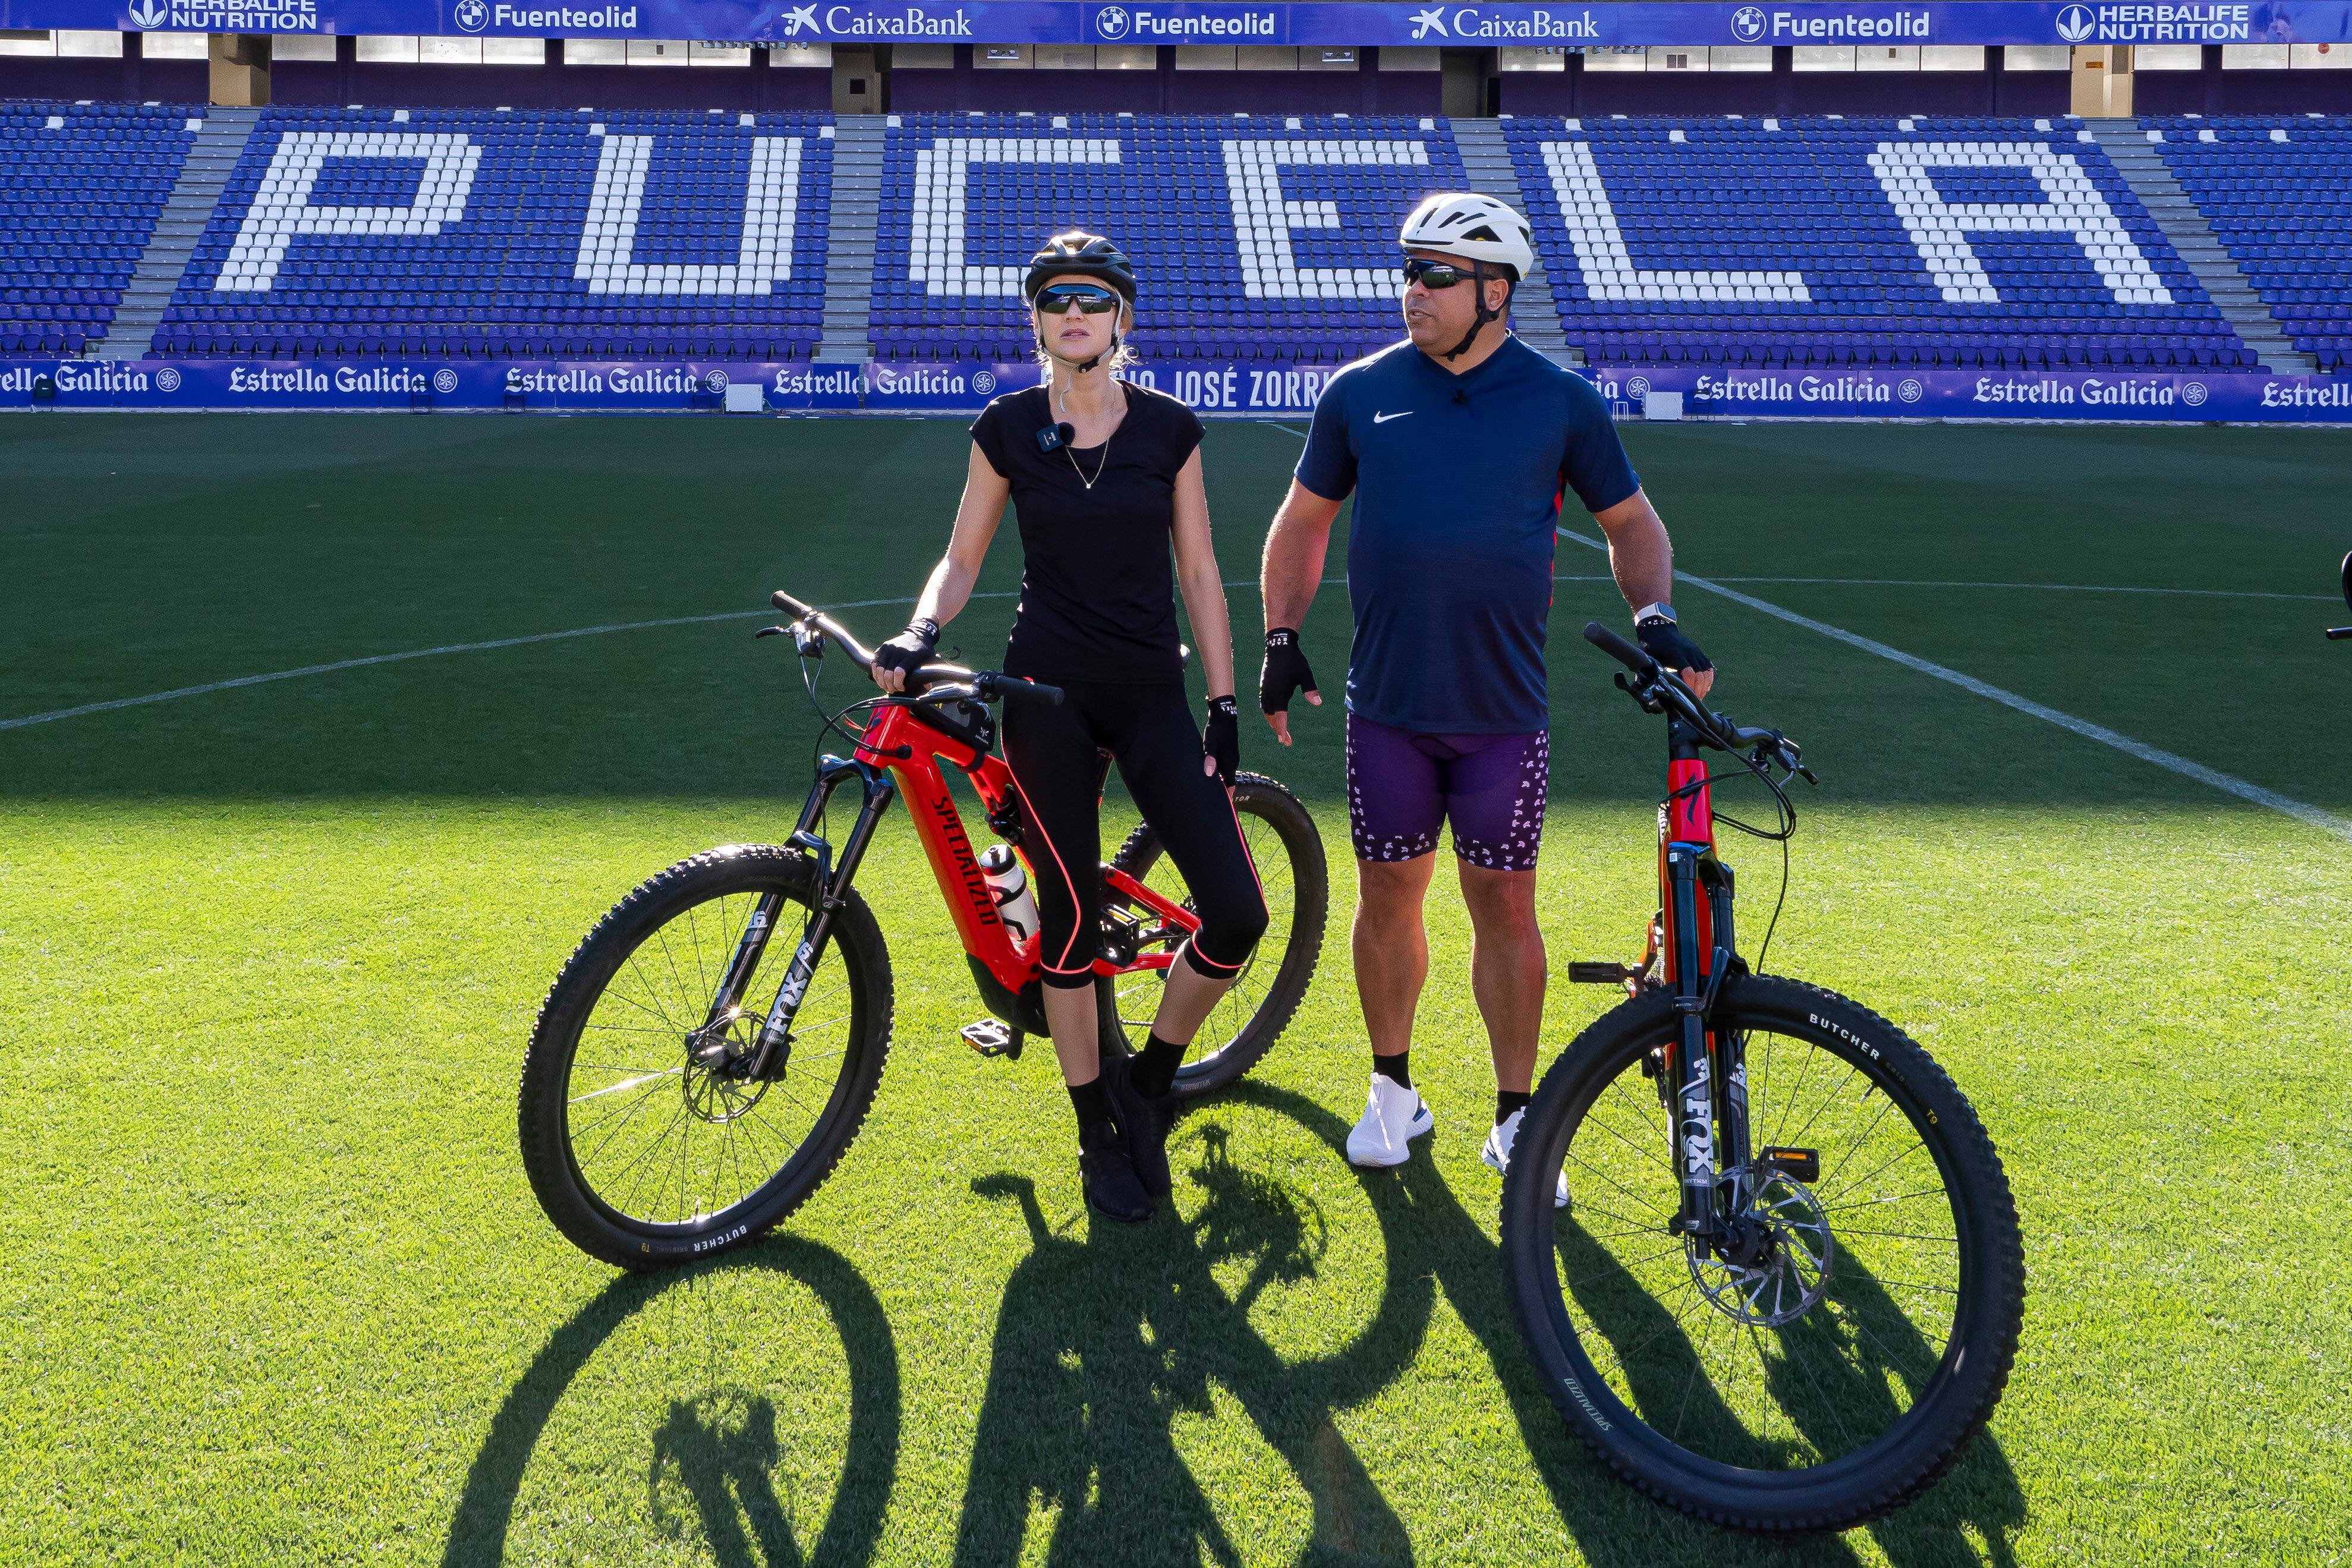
[873,616,940,680]
[1203,695,1240,788]
[1259,627,1318,716]
[1635,610,1712,676]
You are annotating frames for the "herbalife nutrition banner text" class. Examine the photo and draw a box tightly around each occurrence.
[5,1,2348,48]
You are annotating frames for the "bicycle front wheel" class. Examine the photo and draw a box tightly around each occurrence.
[1500,975,2023,1531]
[518,844,893,1271]
[1105,772,1328,1098]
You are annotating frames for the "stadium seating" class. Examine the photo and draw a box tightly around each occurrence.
[2151,116,2352,372]
[0,100,196,357]
[149,106,833,360]
[867,113,1468,364]
[6,96,2348,378]
[1507,116,2253,371]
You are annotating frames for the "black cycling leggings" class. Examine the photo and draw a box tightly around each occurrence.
[1001,679,1270,991]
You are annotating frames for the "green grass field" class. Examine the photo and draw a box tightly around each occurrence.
[4,412,2349,1567]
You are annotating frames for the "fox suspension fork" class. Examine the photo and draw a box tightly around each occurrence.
[699,754,896,1079]
[1663,720,1746,1245]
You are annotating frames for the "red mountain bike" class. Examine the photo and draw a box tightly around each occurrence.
[1499,624,2024,1532]
[519,590,1328,1271]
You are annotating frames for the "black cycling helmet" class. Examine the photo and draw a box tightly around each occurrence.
[1022,231,1136,306]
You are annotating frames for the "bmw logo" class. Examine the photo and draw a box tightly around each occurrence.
[973,370,997,393]
[1730,6,1767,43]
[155,367,181,391]
[1897,377,1923,404]
[1626,375,1651,400]
[433,367,459,394]
[2180,380,2208,407]
[706,370,730,391]
[1095,5,1130,40]
[2055,4,2096,43]
[454,0,489,32]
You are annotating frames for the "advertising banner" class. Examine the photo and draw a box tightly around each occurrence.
[5,357,2351,423]
[4,0,2345,49]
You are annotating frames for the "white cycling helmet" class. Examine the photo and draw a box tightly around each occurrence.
[1398,192,1536,282]
[1398,193,1536,358]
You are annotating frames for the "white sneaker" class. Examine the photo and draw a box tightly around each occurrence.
[1346,1073,1433,1168]
[1484,1108,1570,1208]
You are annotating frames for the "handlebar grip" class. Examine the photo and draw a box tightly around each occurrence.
[999,678,1064,707]
[1583,621,1657,676]
[771,588,816,619]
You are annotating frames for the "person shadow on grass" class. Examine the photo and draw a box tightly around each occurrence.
[953,1078,2023,1568]
[953,1097,1434,1567]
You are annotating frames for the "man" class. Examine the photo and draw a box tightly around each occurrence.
[1256,193,1715,1195]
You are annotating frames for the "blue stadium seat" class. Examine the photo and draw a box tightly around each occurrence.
[0,100,198,355]
[152,105,834,361]
[1505,115,2246,371]
[2149,116,2352,370]
[866,113,1465,365]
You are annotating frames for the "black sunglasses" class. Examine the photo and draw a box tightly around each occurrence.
[1034,284,1122,314]
[1402,258,1478,289]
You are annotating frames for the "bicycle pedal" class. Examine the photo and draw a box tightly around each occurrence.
[961,1019,1024,1060]
[1760,1147,1821,1183]
[1568,962,1636,985]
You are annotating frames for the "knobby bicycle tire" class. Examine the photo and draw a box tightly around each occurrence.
[1106,772,1329,1098]
[519,843,895,1271]
[1498,974,2024,1532]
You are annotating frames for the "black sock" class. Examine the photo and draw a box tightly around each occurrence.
[1496,1090,1532,1126]
[1133,1033,1186,1100]
[1068,1078,1114,1137]
[1372,1050,1412,1091]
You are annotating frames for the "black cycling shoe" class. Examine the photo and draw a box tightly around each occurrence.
[1078,1119,1153,1222]
[1102,1055,1172,1199]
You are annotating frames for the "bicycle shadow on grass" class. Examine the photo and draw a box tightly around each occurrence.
[439,1236,899,1568]
[1389,1151,2028,1568]
[952,1082,1437,1567]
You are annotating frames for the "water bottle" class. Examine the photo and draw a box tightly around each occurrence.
[980,845,1040,946]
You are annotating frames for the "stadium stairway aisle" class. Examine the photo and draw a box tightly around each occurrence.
[817,115,882,364]
[1450,117,1579,367]
[97,108,259,361]
[2089,121,2316,376]
[2152,117,2352,374]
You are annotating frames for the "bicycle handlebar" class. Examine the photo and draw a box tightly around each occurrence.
[769,590,1065,706]
[1582,621,1814,783]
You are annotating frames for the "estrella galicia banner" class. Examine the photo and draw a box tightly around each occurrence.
[5,357,2352,422]
[9,0,2350,46]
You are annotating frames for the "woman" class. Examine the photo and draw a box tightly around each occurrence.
[870,231,1268,1223]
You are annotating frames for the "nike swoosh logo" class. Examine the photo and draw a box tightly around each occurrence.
[1373,411,1412,424]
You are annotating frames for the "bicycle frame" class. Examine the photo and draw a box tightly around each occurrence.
[725,694,1205,1062]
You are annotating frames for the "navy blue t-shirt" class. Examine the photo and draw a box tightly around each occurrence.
[1295,337,1640,735]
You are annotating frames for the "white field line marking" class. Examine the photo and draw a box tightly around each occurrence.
[1558,527,2352,843]
[0,576,1363,735]
[1712,577,2334,602]
[0,596,925,734]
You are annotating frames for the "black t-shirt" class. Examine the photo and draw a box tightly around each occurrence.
[969,382,1206,684]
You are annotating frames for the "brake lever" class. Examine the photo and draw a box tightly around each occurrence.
[1614,671,1667,714]
[754,624,787,639]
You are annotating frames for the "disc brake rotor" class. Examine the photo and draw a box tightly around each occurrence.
[1686,1170,1834,1327]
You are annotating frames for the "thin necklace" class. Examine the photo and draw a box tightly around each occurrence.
[1055,376,1117,491]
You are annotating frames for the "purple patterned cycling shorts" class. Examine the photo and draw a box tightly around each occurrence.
[1345,712,1551,871]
